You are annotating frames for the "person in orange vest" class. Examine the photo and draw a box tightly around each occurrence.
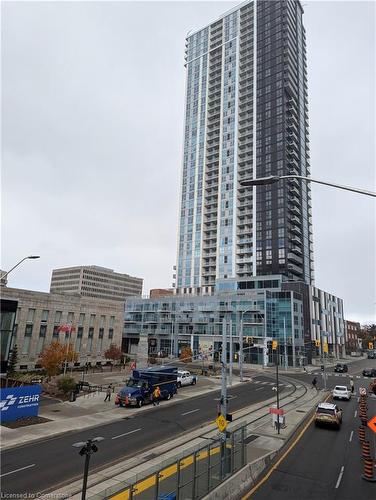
[153,386,161,406]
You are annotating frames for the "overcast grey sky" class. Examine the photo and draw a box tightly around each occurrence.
[1,0,375,324]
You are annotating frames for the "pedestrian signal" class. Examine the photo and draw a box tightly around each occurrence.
[368,342,374,350]
[315,340,320,347]
[272,340,278,350]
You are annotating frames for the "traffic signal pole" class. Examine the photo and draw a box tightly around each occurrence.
[275,344,280,435]
[220,316,228,480]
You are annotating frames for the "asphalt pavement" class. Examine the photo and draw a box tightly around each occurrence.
[246,358,376,500]
[1,374,293,496]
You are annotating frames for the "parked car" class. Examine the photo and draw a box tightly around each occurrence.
[116,366,177,408]
[314,403,343,429]
[334,363,348,373]
[362,368,376,377]
[332,385,351,401]
[177,370,197,388]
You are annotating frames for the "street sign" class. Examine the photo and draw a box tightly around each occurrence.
[367,415,376,434]
[216,414,227,433]
[269,407,284,415]
[359,387,367,396]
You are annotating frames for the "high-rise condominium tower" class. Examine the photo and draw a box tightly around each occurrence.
[176,0,314,294]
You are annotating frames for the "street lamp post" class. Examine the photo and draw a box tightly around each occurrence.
[73,437,104,500]
[0,255,40,281]
[240,175,376,197]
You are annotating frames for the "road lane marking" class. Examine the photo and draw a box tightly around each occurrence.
[354,410,357,418]
[242,393,331,499]
[181,408,200,416]
[255,387,264,391]
[0,464,36,478]
[335,466,345,488]
[349,431,354,442]
[111,428,142,440]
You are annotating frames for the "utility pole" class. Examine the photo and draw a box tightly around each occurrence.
[229,319,233,386]
[275,342,280,434]
[239,311,244,383]
[220,315,228,479]
[320,332,327,391]
[283,317,288,370]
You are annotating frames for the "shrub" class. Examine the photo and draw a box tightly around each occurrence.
[57,376,76,394]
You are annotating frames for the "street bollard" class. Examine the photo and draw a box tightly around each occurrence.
[358,426,365,442]
[362,458,376,482]
[361,440,371,459]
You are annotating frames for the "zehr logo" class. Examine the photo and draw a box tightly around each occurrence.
[0,394,17,411]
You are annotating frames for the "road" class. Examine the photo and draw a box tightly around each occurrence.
[1,374,295,496]
[246,358,376,500]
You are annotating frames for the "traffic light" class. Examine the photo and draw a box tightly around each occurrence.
[368,342,374,350]
[245,336,254,346]
[267,340,273,354]
[272,340,278,350]
[315,340,320,347]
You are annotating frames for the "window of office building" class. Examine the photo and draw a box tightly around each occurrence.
[108,328,114,339]
[41,310,49,322]
[87,328,94,352]
[109,316,115,328]
[78,313,85,326]
[67,312,74,324]
[89,314,96,327]
[100,315,105,328]
[22,324,33,354]
[37,325,47,354]
[54,311,62,324]
[76,327,83,352]
[98,328,104,353]
[27,308,35,323]
[52,325,60,340]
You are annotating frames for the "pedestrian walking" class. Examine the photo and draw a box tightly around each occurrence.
[152,385,161,406]
[312,377,318,391]
[104,385,112,402]
[349,377,354,394]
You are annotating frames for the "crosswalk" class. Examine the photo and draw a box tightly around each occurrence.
[252,380,293,388]
[326,372,373,380]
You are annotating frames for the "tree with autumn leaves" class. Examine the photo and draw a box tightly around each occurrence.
[104,344,123,363]
[39,341,78,378]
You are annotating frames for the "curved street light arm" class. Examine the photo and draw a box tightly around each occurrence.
[280,175,376,198]
[0,256,40,280]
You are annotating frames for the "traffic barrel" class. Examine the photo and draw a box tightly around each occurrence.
[358,426,366,442]
[362,440,371,459]
[362,458,376,482]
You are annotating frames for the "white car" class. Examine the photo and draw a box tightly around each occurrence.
[332,385,351,401]
[177,370,197,388]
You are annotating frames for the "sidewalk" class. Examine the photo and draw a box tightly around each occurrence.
[41,378,324,499]
[0,375,242,451]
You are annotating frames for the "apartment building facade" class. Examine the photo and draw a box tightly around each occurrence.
[176,0,313,295]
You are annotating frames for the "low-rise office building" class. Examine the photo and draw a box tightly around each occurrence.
[1,287,123,371]
[123,276,345,367]
[50,265,143,302]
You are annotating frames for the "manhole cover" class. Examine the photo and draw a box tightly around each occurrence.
[244,435,258,444]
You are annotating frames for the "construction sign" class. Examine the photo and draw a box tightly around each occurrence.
[367,415,376,434]
[216,414,227,433]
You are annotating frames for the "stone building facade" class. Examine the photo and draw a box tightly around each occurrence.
[1,287,124,371]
